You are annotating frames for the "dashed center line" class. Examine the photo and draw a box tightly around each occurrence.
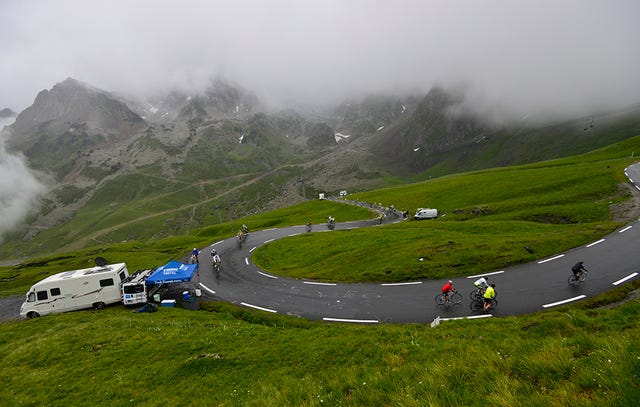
[542,295,586,308]
[538,254,565,264]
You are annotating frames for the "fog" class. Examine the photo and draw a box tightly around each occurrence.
[0,119,47,243]
[1,0,639,120]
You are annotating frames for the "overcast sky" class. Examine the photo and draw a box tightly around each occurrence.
[1,0,640,120]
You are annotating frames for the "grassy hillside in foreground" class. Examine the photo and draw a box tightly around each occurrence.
[252,135,640,282]
[0,294,639,406]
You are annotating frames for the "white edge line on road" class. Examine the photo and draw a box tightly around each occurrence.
[288,233,300,237]
[245,258,249,265]
[249,246,257,253]
[380,281,422,286]
[210,241,223,247]
[467,270,505,279]
[263,228,277,231]
[538,254,565,264]
[619,225,632,233]
[257,270,278,279]
[304,281,337,286]
[542,295,586,308]
[613,272,639,286]
[241,302,277,313]
[198,283,216,295]
[636,185,640,192]
[440,314,492,321]
[263,238,275,244]
[586,239,605,248]
[322,317,379,324]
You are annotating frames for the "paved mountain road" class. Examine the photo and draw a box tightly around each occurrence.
[195,163,640,324]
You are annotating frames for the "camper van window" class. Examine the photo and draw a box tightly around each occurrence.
[123,284,144,294]
[27,292,36,302]
[99,278,115,288]
[37,290,48,301]
[119,271,126,281]
[50,288,61,296]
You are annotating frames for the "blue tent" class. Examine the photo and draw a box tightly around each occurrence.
[146,260,198,285]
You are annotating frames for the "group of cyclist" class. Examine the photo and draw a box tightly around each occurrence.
[440,261,588,312]
[441,278,496,312]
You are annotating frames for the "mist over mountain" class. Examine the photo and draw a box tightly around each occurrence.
[1,74,640,257]
[1,1,639,125]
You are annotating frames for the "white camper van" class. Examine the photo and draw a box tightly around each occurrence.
[121,268,155,306]
[20,262,129,319]
[413,208,438,220]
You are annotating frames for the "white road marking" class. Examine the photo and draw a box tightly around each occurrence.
[303,281,337,286]
[586,239,605,247]
[613,272,639,286]
[241,302,277,313]
[263,238,275,244]
[210,241,223,247]
[380,281,422,286]
[619,226,632,233]
[467,270,505,279]
[257,270,278,279]
[263,228,277,231]
[198,283,216,295]
[542,295,586,308]
[440,314,493,321]
[322,317,379,324]
[288,233,300,237]
[245,258,249,265]
[249,246,257,253]
[538,254,565,264]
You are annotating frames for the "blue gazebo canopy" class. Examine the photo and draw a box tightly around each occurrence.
[146,260,198,285]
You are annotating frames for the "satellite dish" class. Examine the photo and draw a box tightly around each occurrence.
[95,257,107,267]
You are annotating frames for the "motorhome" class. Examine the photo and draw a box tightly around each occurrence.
[20,262,129,319]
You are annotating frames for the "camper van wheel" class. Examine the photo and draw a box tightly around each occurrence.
[93,302,106,310]
[26,311,40,319]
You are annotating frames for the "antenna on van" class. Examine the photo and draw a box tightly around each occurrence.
[95,257,107,267]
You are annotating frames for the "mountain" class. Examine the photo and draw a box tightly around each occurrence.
[2,77,640,259]
[0,108,16,119]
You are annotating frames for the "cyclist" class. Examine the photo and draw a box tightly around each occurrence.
[190,248,199,264]
[306,221,312,232]
[210,249,221,271]
[242,224,249,234]
[571,261,588,279]
[441,280,455,302]
[483,283,496,312]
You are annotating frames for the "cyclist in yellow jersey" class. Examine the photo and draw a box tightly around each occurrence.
[483,283,496,312]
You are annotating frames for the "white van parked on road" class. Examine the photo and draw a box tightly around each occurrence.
[413,208,438,220]
[20,262,129,319]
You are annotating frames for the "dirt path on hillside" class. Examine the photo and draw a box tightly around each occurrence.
[58,165,297,252]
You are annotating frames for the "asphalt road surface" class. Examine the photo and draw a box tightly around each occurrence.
[193,163,640,324]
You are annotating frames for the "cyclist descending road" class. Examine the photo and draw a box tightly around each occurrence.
[569,261,588,285]
[210,249,222,276]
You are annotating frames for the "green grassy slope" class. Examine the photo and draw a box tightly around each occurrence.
[253,136,640,282]
[0,296,638,406]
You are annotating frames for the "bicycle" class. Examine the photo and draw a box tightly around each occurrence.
[435,290,462,306]
[470,296,498,312]
[212,261,221,277]
[568,270,588,285]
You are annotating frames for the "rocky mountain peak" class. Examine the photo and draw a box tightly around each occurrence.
[0,107,16,118]
[11,77,144,136]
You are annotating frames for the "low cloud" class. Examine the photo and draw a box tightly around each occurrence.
[0,120,47,243]
[1,0,639,122]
